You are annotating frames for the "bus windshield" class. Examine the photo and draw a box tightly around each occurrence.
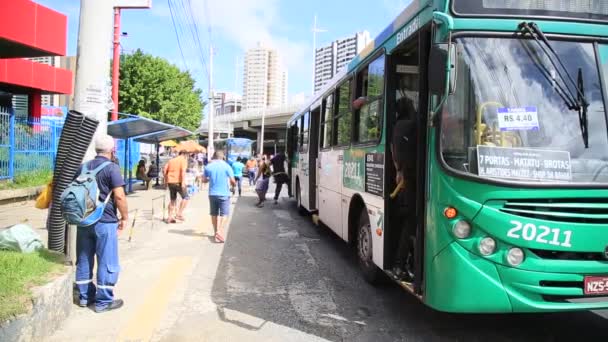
[441,37,608,184]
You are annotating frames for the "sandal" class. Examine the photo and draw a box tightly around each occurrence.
[215,233,225,243]
[176,215,185,221]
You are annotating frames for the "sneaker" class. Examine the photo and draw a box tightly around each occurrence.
[78,299,91,308]
[392,266,413,282]
[95,299,124,313]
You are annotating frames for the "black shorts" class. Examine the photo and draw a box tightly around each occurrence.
[168,183,189,201]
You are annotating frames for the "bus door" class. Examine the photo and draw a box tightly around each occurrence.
[309,106,321,210]
[299,111,311,210]
[384,26,430,293]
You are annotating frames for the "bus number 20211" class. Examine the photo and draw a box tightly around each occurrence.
[507,220,572,248]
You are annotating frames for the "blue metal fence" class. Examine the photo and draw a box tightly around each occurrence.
[0,106,63,182]
[0,106,13,180]
[0,108,143,183]
[13,118,63,178]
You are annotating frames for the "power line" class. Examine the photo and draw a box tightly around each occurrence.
[168,0,189,71]
[183,0,210,79]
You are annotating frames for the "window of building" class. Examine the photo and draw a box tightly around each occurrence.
[321,94,333,149]
[335,79,353,146]
[355,54,385,143]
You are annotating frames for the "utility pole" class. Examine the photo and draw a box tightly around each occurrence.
[208,44,215,157]
[73,1,115,161]
[311,14,327,96]
[259,63,268,155]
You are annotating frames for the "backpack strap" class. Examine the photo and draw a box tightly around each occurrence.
[89,161,112,176]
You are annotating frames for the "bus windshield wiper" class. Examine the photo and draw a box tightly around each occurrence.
[518,21,590,147]
[577,68,589,148]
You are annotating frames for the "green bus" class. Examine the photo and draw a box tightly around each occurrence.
[287,0,608,313]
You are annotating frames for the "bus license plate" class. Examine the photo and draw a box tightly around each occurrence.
[584,276,608,295]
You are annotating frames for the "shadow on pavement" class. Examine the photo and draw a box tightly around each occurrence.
[210,194,608,341]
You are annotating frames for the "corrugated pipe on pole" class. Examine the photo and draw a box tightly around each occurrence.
[47,111,99,253]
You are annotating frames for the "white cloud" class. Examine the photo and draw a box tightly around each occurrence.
[179,0,311,94]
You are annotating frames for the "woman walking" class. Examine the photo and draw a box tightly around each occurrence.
[254,157,271,207]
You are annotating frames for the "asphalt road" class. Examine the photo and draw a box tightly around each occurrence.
[206,191,608,342]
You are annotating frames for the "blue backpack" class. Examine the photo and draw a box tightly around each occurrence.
[60,161,112,227]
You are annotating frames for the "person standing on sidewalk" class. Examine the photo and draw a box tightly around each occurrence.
[245,157,257,186]
[163,151,190,223]
[270,151,290,204]
[75,135,128,313]
[254,157,272,208]
[203,151,236,243]
[231,157,245,196]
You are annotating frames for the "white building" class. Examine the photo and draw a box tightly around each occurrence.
[243,42,288,111]
[314,31,371,94]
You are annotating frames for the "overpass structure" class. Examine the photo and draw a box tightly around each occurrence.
[198,102,304,153]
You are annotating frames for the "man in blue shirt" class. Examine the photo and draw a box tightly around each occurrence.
[203,151,236,243]
[231,157,245,196]
[75,135,129,313]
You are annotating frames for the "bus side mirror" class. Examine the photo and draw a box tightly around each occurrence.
[429,43,457,94]
[429,43,449,95]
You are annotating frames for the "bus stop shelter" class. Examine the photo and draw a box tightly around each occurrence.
[107,116,192,192]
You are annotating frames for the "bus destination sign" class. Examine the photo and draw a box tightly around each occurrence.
[453,0,608,21]
[477,146,572,182]
[365,153,385,197]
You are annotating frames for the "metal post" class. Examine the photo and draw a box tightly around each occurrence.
[127,138,132,193]
[155,143,160,186]
[8,108,15,180]
[208,45,215,157]
[111,8,121,121]
[259,66,268,155]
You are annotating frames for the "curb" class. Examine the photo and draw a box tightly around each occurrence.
[0,186,45,203]
[0,267,73,342]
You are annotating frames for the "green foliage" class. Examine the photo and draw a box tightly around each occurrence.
[0,170,52,191]
[118,49,205,131]
[0,249,64,321]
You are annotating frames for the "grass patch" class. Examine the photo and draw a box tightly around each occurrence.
[0,249,65,321]
[0,169,53,191]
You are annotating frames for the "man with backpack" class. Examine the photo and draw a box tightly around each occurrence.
[68,135,129,313]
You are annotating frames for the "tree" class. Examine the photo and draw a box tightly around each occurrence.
[118,49,204,131]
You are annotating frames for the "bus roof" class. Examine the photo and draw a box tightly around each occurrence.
[289,0,434,124]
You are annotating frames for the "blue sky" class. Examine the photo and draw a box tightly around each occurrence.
[37,0,411,102]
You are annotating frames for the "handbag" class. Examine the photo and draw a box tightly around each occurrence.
[35,182,53,209]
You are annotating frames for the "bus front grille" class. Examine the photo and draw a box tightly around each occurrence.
[529,249,606,261]
[499,199,608,224]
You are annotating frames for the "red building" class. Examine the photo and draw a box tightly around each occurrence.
[0,0,73,121]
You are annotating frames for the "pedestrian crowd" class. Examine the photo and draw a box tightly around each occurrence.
[67,134,291,313]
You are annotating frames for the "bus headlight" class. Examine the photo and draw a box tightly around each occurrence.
[478,237,496,256]
[507,248,525,266]
[452,220,471,239]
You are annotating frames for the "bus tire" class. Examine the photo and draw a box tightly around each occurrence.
[295,180,306,216]
[357,210,381,285]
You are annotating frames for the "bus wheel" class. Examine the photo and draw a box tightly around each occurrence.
[357,210,381,284]
[296,181,306,216]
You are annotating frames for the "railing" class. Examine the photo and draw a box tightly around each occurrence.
[0,106,63,181]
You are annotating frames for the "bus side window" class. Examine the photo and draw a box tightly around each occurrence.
[355,54,385,143]
[335,80,354,146]
[321,95,333,149]
[300,111,310,153]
